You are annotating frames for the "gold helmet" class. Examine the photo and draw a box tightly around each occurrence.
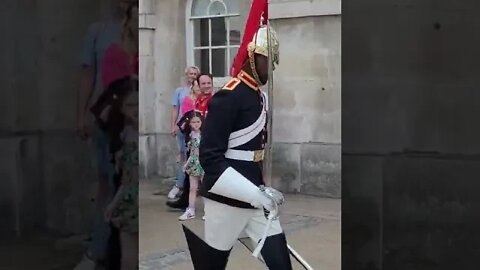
[247,24,280,85]
[247,24,280,66]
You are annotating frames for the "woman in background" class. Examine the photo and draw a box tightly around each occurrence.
[181,80,202,116]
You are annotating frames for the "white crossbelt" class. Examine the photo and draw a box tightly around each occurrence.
[225,149,264,162]
[228,92,267,149]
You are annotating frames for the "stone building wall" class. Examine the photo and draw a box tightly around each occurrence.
[139,0,187,179]
[342,1,480,268]
[0,0,110,237]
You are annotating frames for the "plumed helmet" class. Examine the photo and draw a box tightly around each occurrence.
[247,24,280,66]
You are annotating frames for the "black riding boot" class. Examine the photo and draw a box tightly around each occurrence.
[182,225,231,270]
[260,233,293,270]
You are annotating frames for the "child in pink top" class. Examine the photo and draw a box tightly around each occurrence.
[102,43,138,89]
[181,81,201,115]
[101,3,138,90]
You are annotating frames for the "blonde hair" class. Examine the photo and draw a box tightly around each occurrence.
[184,66,200,75]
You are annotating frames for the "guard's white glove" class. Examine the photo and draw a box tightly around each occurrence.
[261,186,285,206]
[259,186,284,219]
[251,186,286,258]
[251,190,275,211]
[238,186,285,212]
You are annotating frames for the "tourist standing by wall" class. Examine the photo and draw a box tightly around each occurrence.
[74,1,136,269]
[167,66,200,199]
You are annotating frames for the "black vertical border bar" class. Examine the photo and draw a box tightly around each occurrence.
[342,0,480,269]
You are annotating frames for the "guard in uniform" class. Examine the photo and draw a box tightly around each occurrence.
[183,24,293,270]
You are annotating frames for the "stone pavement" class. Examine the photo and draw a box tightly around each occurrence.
[140,178,341,270]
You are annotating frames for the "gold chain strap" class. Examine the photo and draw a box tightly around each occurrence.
[248,50,263,86]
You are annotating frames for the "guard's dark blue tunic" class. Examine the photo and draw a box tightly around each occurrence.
[199,71,267,209]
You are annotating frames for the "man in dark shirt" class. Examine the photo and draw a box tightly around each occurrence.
[193,24,292,269]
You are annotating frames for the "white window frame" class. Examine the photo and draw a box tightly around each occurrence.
[186,0,241,88]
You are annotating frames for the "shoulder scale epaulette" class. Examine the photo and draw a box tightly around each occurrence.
[223,78,241,91]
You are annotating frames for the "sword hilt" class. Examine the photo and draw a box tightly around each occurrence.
[252,186,285,257]
[259,185,284,219]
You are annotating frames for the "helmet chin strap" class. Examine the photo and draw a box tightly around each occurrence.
[248,50,265,86]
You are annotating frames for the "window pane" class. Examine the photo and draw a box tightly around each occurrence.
[209,1,226,15]
[212,49,227,77]
[193,19,209,47]
[194,49,210,74]
[228,16,243,45]
[211,17,226,46]
[229,47,239,71]
[192,0,210,17]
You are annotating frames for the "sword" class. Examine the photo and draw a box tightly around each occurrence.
[249,186,315,269]
[262,3,274,187]
[252,186,282,257]
[253,5,314,269]
[287,244,315,270]
[239,236,315,270]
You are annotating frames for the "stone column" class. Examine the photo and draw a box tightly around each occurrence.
[139,0,157,179]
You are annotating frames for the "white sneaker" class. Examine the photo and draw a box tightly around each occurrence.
[202,215,205,221]
[167,186,180,199]
[179,208,195,221]
[72,255,96,270]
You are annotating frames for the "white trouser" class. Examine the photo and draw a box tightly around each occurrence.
[203,198,283,251]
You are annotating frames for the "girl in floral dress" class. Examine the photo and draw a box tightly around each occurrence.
[179,111,205,220]
[104,87,138,270]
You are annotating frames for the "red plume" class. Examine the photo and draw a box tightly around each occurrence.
[230,0,268,77]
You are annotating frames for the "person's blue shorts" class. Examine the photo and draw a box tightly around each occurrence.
[176,132,187,157]
[88,126,115,260]
[175,132,187,188]
[92,126,115,182]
